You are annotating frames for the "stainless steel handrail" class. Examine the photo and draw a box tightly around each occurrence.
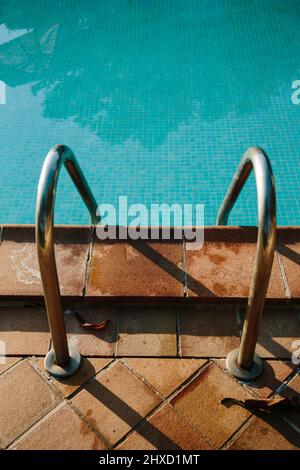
[216,147,276,380]
[36,144,100,378]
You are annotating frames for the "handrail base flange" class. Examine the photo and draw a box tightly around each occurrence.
[226,348,263,381]
[44,346,81,378]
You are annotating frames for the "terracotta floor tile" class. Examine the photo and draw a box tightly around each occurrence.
[186,229,284,299]
[117,307,177,356]
[123,358,207,397]
[30,356,112,398]
[179,306,240,357]
[0,357,21,375]
[216,359,295,399]
[277,228,300,299]
[278,372,300,431]
[117,404,212,450]
[0,360,60,448]
[281,372,300,397]
[11,404,107,450]
[170,363,252,448]
[0,226,91,296]
[253,307,300,359]
[88,240,184,297]
[229,415,300,450]
[244,361,296,399]
[0,307,50,355]
[65,306,118,356]
[72,361,161,446]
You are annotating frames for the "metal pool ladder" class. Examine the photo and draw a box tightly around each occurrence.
[36,145,276,380]
[217,146,276,380]
[36,144,100,377]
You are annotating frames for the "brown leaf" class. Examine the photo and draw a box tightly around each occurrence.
[221,395,300,410]
[75,312,109,330]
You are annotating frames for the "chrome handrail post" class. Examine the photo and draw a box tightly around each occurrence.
[36,144,100,378]
[217,147,276,380]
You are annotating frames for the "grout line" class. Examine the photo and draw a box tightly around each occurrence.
[120,359,166,398]
[166,360,212,403]
[122,357,210,403]
[3,353,296,361]
[111,399,167,450]
[221,414,254,450]
[275,249,291,299]
[82,225,95,297]
[163,361,215,447]
[122,357,208,394]
[65,358,117,402]
[27,358,61,397]
[6,401,66,449]
[176,309,182,357]
[114,308,121,357]
[0,357,23,376]
[68,399,112,448]
[182,235,188,298]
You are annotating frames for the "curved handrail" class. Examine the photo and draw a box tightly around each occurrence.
[36,144,100,377]
[217,147,276,380]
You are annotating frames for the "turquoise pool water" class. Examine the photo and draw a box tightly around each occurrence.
[0,0,299,226]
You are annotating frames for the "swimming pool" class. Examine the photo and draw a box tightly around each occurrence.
[0,0,299,226]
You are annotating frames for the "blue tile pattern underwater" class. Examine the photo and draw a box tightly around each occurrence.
[0,0,299,225]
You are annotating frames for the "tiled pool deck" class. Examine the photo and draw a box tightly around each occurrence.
[1,225,300,301]
[0,225,300,450]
